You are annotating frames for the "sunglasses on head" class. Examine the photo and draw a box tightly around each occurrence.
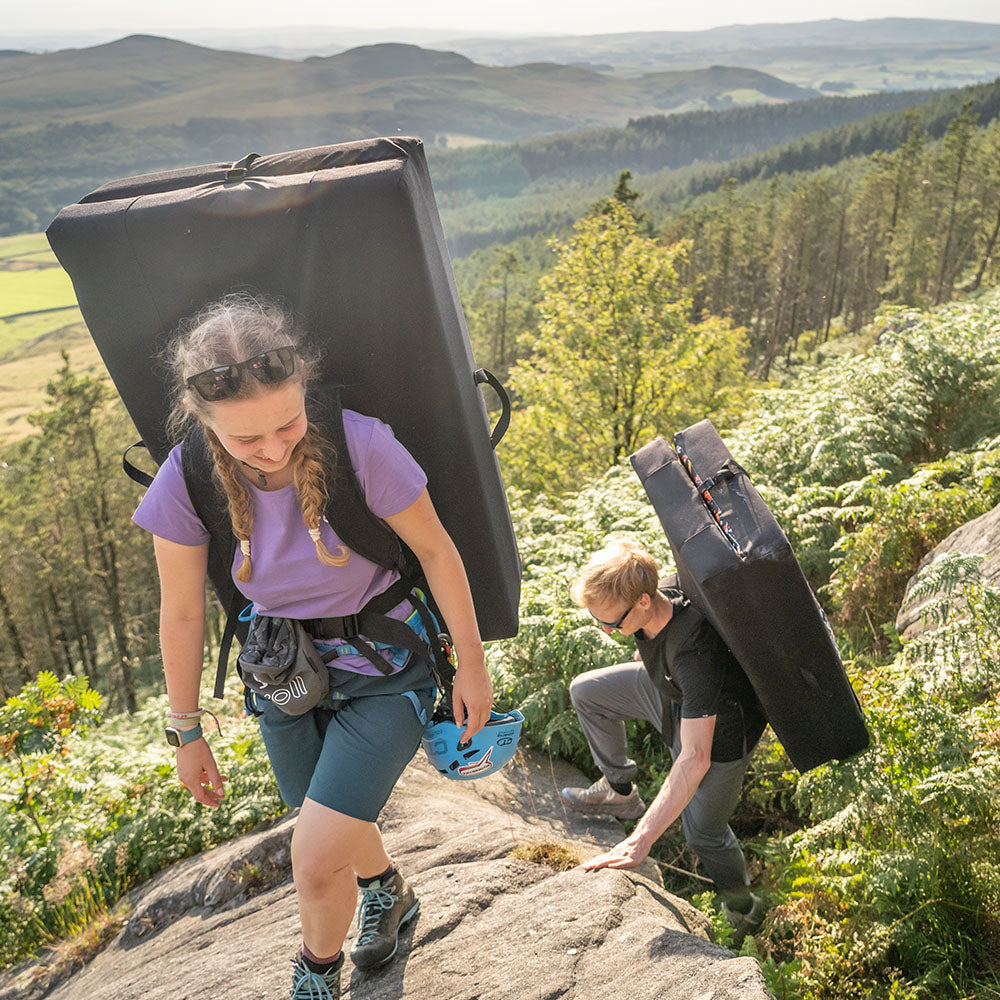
[589,601,635,631]
[185,347,298,401]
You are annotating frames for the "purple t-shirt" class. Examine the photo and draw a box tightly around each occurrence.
[133,410,429,679]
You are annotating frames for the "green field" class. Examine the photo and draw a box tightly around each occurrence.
[0,268,77,319]
[0,232,102,444]
[0,232,59,262]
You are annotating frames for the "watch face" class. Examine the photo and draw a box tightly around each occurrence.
[165,728,182,747]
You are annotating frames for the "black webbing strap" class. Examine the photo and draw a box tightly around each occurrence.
[473,368,511,449]
[123,441,155,487]
[302,576,456,694]
[214,584,246,698]
[697,459,744,492]
[674,441,744,558]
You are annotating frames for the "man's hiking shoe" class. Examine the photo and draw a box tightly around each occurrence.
[350,868,419,971]
[722,893,765,948]
[291,951,343,999]
[559,775,646,819]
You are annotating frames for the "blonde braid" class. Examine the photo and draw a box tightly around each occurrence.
[205,429,257,582]
[292,424,350,567]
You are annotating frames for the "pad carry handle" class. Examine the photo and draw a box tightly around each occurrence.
[474,368,511,449]
[226,152,260,181]
[123,441,155,487]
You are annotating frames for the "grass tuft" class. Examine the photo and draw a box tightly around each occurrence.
[509,840,583,871]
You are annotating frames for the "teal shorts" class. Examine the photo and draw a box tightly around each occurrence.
[257,680,437,822]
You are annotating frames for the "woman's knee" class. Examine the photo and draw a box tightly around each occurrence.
[292,853,351,896]
[291,803,375,889]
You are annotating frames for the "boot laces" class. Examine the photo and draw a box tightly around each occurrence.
[356,885,396,944]
[291,960,337,1000]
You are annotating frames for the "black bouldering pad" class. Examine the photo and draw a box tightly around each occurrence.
[46,136,520,641]
[631,422,869,772]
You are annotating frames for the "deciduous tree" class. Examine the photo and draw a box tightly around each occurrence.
[503,200,750,493]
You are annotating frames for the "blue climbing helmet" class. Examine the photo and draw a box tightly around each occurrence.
[422,707,525,780]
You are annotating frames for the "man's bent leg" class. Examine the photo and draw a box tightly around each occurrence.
[568,661,665,786]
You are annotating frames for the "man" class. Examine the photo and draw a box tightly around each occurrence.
[561,538,766,944]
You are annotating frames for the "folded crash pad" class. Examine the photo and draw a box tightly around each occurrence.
[46,136,520,641]
[631,422,868,772]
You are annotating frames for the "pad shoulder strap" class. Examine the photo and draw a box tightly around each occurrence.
[180,426,244,618]
[309,384,408,575]
[180,384,406,593]
[180,425,250,697]
[312,386,454,692]
[659,589,704,669]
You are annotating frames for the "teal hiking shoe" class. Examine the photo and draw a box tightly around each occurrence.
[350,868,419,971]
[290,951,343,999]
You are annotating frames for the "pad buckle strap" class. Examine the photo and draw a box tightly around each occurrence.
[700,461,744,491]
[304,614,359,640]
[302,614,361,641]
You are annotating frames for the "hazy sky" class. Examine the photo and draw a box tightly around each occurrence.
[5,0,1000,35]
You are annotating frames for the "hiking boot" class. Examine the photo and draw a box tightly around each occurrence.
[559,775,646,819]
[349,868,419,971]
[290,951,342,999]
[722,893,765,948]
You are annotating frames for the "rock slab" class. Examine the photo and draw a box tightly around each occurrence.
[896,500,1000,640]
[4,749,773,1000]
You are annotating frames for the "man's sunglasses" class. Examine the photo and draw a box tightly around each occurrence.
[185,347,298,401]
[589,601,635,631]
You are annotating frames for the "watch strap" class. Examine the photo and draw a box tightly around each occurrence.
[166,723,204,747]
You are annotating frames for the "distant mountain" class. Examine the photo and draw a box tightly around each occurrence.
[445,18,1000,94]
[0,35,817,141]
[447,18,1000,62]
[432,76,1000,255]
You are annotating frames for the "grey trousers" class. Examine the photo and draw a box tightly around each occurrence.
[568,660,752,893]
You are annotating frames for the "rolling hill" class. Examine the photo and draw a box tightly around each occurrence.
[13,18,998,96]
[0,35,817,140]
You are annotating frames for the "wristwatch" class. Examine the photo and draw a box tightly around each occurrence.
[165,723,204,747]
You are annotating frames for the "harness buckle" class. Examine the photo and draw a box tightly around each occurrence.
[341,613,359,639]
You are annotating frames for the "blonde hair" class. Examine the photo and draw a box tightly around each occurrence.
[570,538,660,610]
[165,292,349,580]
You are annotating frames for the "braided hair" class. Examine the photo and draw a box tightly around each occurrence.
[165,292,349,580]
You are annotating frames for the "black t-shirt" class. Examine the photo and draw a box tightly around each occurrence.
[634,587,767,762]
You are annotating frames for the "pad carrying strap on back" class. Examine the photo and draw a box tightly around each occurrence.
[180,383,451,699]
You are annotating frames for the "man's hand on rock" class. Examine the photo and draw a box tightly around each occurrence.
[581,833,650,871]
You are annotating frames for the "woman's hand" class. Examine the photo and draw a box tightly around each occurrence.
[175,738,228,807]
[452,657,493,741]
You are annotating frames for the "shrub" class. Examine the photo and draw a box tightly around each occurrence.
[729,298,1000,491]
[756,556,1000,999]
[1,677,283,968]
[825,447,1000,647]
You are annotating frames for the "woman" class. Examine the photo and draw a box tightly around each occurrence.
[132,293,493,1000]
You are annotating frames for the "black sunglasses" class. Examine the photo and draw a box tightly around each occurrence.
[589,601,635,631]
[185,347,298,401]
